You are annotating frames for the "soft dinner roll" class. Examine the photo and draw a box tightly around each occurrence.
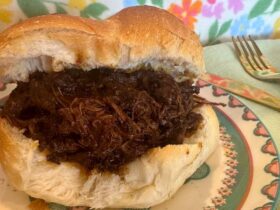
[0,6,219,209]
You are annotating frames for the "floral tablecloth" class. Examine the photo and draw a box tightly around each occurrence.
[0,0,279,45]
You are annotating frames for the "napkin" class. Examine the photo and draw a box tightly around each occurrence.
[204,39,280,144]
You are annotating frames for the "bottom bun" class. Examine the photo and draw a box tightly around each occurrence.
[0,105,218,208]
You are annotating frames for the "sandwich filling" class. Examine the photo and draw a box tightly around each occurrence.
[2,68,204,172]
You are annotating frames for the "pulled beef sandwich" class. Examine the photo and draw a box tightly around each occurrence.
[0,6,219,209]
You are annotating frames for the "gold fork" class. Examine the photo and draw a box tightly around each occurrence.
[232,36,280,81]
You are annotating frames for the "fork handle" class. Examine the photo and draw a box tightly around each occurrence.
[253,71,280,81]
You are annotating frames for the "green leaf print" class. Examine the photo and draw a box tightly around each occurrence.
[80,3,108,19]
[249,0,274,19]
[17,0,49,17]
[217,20,232,36]
[55,3,67,14]
[151,0,163,7]
[206,20,232,45]
[272,0,280,12]
[137,0,146,5]
[208,20,219,42]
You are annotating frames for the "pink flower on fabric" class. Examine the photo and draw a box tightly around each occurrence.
[202,1,224,19]
[228,0,244,14]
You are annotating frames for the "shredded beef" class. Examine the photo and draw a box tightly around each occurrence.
[2,68,203,172]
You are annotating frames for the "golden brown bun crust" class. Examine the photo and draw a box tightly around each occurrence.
[0,6,204,82]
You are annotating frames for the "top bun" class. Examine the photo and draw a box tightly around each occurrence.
[0,6,204,83]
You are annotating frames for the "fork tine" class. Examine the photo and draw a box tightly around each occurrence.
[248,35,262,55]
[248,35,269,69]
[242,36,262,69]
[232,37,242,56]
[236,36,257,71]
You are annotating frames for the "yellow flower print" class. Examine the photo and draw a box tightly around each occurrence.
[0,0,11,7]
[272,17,280,39]
[68,0,86,10]
[0,0,12,23]
[0,8,11,23]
